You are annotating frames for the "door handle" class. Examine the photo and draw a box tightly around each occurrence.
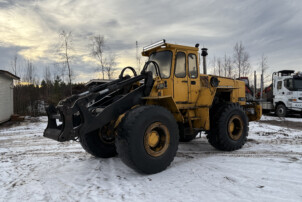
[191,81,196,85]
[182,80,188,83]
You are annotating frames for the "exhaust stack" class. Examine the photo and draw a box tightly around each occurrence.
[201,48,208,74]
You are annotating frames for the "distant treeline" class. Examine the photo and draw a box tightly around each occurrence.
[14,77,87,116]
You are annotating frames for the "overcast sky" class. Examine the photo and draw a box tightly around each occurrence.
[0,0,302,82]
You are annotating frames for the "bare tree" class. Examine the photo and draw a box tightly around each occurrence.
[51,62,65,83]
[105,53,117,80]
[24,59,36,84]
[223,54,232,78]
[233,41,251,78]
[260,55,269,78]
[91,35,106,79]
[42,66,52,99]
[10,54,18,76]
[211,56,217,75]
[217,57,222,76]
[43,66,52,85]
[136,41,142,73]
[259,55,269,98]
[59,30,73,95]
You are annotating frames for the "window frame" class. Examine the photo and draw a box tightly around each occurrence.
[277,81,282,90]
[149,50,173,79]
[174,51,187,78]
[188,53,198,79]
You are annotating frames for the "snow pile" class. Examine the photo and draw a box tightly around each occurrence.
[0,116,301,202]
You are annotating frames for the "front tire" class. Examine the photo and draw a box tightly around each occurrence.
[80,128,117,158]
[206,103,249,151]
[275,104,287,117]
[116,105,179,174]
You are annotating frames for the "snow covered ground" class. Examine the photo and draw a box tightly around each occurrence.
[0,116,301,202]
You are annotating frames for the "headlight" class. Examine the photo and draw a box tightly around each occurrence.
[288,99,297,102]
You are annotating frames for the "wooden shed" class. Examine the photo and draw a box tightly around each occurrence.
[0,70,20,123]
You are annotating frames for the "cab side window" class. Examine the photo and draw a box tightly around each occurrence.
[277,81,282,90]
[188,54,198,78]
[174,52,186,78]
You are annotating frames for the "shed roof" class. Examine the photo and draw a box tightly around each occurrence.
[0,70,20,80]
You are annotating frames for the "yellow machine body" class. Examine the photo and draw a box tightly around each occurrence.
[142,43,261,131]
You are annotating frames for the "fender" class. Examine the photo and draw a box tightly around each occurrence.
[143,96,184,122]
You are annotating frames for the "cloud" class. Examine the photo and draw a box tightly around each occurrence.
[0,0,302,83]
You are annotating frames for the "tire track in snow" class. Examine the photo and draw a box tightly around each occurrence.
[177,150,302,159]
[93,158,128,201]
[38,157,102,201]
[80,158,147,201]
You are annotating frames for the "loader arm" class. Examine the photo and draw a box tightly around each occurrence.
[44,71,153,142]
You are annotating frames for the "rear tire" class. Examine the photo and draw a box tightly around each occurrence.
[206,103,248,151]
[80,129,117,158]
[275,104,287,117]
[116,105,179,174]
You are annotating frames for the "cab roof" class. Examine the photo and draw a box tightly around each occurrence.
[142,40,199,57]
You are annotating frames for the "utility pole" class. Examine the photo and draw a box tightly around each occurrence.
[254,71,257,99]
[260,74,264,99]
[136,41,141,73]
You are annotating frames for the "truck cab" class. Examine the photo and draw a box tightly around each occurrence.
[273,70,302,116]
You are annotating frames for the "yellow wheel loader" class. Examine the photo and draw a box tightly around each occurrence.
[44,40,262,174]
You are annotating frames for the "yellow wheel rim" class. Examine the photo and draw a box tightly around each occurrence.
[148,131,160,147]
[144,122,170,157]
[227,115,243,141]
[229,122,235,133]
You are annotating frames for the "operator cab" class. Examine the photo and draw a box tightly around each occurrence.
[142,39,200,103]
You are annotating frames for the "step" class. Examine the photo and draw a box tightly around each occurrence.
[189,117,201,120]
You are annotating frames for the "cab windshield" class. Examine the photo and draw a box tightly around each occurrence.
[284,78,302,91]
[147,51,172,78]
[294,79,302,91]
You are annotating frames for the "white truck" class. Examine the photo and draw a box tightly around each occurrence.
[261,70,302,117]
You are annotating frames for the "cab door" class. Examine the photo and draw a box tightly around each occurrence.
[173,51,189,102]
[274,80,284,103]
[187,53,199,103]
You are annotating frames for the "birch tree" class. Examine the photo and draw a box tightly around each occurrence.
[217,57,222,76]
[223,54,232,78]
[91,35,106,79]
[59,30,74,95]
[233,42,251,77]
[10,54,18,76]
[259,55,269,98]
[105,53,117,80]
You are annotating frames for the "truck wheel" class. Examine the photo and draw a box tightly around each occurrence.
[79,128,117,158]
[206,103,248,151]
[178,123,199,142]
[275,104,287,117]
[116,105,179,174]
